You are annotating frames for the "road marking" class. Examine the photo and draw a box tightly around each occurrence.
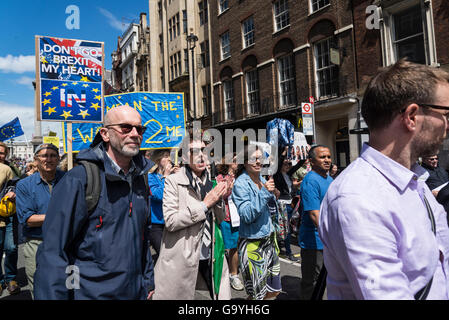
[279,257,301,267]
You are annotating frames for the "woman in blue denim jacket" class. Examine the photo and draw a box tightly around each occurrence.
[231,145,282,300]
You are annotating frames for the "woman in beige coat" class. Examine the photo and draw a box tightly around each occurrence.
[153,136,232,300]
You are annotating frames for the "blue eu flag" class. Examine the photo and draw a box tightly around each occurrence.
[0,117,24,141]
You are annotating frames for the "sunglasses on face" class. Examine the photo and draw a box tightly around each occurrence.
[189,147,206,155]
[248,156,263,164]
[105,123,147,135]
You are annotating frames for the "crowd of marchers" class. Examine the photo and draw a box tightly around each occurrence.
[1,59,449,300]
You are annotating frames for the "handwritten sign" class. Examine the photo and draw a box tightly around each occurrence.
[62,92,186,152]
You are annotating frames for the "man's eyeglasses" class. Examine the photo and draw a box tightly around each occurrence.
[419,104,449,121]
[36,154,59,160]
[425,157,438,161]
[105,123,147,135]
[401,103,449,120]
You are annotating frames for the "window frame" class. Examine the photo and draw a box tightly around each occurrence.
[277,54,296,108]
[242,16,255,49]
[313,37,339,99]
[222,79,234,121]
[200,41,210,68]
[273,0,290,32]
[310,0,330,14]
[220,31,231,60]
[379,0,437,66]
[202,84,212,115]
[219,0,229,14]
[245,69,259,115]
[199,0,208,26]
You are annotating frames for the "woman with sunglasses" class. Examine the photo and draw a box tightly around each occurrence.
[232,144,282,300]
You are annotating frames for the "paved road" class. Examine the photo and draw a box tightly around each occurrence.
[195,234,306,300]
[1,235,320,300]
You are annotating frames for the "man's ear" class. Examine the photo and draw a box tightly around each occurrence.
[401,103,420,132]
[99,127,110,143]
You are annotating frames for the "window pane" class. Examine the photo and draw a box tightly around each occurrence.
[393,5,425,64]
[243,16,255,48]
[277,54,296,107]
[245,70,259,114]
[274,0,289,31]
[397,35,426,64]
[394,5,423,40]
[311,0,329,12]
[314,38,338,98]
[221,32,230,59]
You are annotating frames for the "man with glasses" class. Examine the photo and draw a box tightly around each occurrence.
[319,59,449,299]
[16,143,64,298]
[421,155,449,197]
[34,106,155,300]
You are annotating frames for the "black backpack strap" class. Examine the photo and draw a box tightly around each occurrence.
[78,160,101,213]
[414,195,436,300]
[143,173,149,199]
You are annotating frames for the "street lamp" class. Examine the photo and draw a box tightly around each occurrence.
[186,32,198,123]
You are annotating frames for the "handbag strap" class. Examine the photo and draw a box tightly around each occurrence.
[414,195,436,300]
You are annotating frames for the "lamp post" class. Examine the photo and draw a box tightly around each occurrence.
[186,32,198,123]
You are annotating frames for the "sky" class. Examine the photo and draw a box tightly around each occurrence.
[0,0,149,142]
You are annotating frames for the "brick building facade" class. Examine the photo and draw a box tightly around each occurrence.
[209,0,359,167]
[352,0,449,166]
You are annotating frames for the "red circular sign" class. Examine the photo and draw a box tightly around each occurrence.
[303,104,311,113]
[309,96,315,104]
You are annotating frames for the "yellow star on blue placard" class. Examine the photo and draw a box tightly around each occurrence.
[60,110,73,120]
[44,107,57,116]
[90,103,101,111]
[42,98,51,106]
[43,91,52,97]
[78,109,90,119]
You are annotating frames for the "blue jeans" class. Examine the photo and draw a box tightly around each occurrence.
[285,205,293,256]
[0,217,18,284]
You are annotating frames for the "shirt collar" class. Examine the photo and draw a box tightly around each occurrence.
[36,169,64,185]
[360,143,427,192]
[105,152,136,177]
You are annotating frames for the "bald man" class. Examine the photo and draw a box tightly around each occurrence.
[34,106,155,300]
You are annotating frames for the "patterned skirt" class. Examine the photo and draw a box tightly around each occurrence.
[238,233,282,300]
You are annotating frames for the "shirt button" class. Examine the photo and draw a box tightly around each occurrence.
[413,176,418,181]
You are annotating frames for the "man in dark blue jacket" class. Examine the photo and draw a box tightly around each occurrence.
[34,105,155,300]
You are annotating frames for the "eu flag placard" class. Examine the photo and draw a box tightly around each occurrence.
[36,35,104,123]
[0,117,24,142]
